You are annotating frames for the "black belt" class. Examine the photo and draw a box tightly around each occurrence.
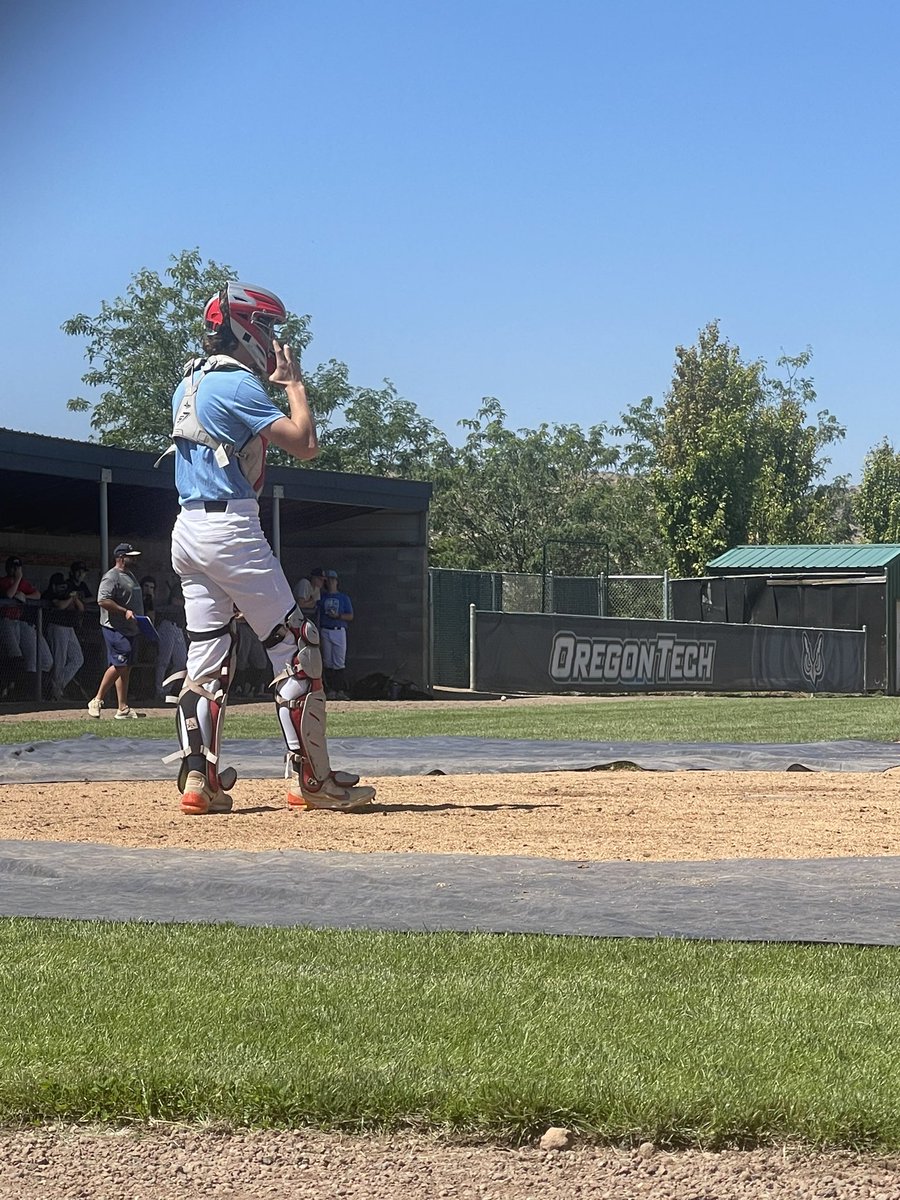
[203,501,229,512]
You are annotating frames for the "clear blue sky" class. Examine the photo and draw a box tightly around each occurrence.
[1,0,898,481]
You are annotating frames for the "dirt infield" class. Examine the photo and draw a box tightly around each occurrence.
[1,768,898,860]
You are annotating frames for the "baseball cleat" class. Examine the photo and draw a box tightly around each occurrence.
[288,776,376,812]
[180,770,234,816]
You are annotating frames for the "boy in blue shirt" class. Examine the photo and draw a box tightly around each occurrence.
[317,570,354,699]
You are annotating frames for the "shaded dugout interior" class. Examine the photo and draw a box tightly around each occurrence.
[671,544,900,694]
[0,428,432,693]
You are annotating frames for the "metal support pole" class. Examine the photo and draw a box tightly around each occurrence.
[35,606,44,702]
[599,572,607,617]
[862,623,867,693]
[99,468,112,572]
[427,568,434,693]
[272,485,284,560]
[469,603,477,692]
[663,569,670,620]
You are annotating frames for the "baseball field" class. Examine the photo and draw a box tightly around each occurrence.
[0,693,898,1199]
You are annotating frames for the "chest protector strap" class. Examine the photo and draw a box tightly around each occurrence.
[154,356,267,495]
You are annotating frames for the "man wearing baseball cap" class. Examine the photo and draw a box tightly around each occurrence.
[294,566,325,621]
[87,543,145,719]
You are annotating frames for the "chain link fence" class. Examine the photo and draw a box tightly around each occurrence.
[607,575,667,620]
[430,568,669,687]
[430,569,498,689]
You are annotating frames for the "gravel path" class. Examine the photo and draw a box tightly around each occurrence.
[1,1128,899,1200]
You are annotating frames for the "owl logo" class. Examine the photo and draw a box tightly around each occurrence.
[801,631,825,689]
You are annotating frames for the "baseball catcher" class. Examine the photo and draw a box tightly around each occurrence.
[158,282,375,815]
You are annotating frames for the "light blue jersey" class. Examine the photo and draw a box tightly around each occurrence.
[171,366,283,504]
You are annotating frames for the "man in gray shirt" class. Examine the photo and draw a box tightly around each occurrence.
[87,542,145,719]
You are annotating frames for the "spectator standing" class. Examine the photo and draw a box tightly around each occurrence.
[45,573,85,701]
[294,566,325,622]
[66,562,93,605]
[141,575,188,702]
[87,543,145,720]
[317,569,354,699]
[0,555,52,695]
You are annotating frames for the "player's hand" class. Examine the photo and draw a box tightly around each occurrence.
[269,339,303,387]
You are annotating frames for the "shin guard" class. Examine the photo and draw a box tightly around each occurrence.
[270,616,372,809]
[164,621,238,797]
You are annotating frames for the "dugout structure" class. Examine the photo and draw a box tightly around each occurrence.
[0,428,432,696]
[671,544,900,694]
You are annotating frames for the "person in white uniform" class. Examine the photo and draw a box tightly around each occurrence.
[160,281,376,816]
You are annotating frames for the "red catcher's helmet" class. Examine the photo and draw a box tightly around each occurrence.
[204,282,287,377]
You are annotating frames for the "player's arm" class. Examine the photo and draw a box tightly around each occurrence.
[263,340,318,462]
[98,598,136,620]
[97,582,134,622]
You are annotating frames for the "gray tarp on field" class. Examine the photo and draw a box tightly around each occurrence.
[0,840,898,945]
[4,735,900,783]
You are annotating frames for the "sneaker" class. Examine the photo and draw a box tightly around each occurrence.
[288,774,376,812]
[180,770,233,816]
[87,697,102,718]
[114,707,141,720]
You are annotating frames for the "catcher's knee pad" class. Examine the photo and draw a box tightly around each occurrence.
[163,620,238,794]
[272,615,324,764]
[263,606,317,676]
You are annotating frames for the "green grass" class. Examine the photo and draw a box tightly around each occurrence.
[4,694,900,746]
[0,920,898,1148]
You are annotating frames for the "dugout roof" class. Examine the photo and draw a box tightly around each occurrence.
[0,427,432,540]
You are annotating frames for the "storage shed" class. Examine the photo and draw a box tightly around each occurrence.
[670,544,900,694]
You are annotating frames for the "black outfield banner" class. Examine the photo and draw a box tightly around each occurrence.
[474,612,866,694]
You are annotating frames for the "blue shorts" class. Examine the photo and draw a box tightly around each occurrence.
[102,627,136,667]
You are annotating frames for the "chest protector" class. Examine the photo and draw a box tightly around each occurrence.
[155,355,267,495]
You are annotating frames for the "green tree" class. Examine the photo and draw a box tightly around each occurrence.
[623,322,847,575]
[650,320,767,575]
[751,349,848,543]
[313,380,452,478]
[856,439,900,542]
[428,399,624,573]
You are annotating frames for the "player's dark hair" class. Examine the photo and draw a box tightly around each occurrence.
[201,327,238,356]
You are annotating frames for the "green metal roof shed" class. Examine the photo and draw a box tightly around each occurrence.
[706,545,900,693]
[708,545,900,572]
